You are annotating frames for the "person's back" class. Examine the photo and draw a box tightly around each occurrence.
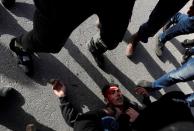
[132,91,194,131]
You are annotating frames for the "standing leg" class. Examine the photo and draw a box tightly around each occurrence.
[9,7,91,76]
[127,0,189,57]
[153,58,194,89]
[88,0,136,67]
[135,58,194,95]
[156,13,194,56]
[159,13,194,44]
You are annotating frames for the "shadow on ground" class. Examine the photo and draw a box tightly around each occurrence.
[0,42,34,86]
[123,30,188,97]
[0,89,55,131]
[31,51,105,111]
[64,39,109,88]
[0,4,27,36]
[10,2,35,21]
[64,39,146,104]
[170,38,186,55]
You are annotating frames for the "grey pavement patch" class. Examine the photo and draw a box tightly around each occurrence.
[0,0,194,131]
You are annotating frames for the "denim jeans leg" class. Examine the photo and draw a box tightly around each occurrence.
[190,47,194,54]
[186,93,194,107]
[153,58,194,89]
[173,12,188,23]
[159,14,194,44]
[138,0,189,43]
[158,33,166,44]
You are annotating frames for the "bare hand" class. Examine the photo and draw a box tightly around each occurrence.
[134,87,149,96]
[126,107,139,122]
[51,80,66,97]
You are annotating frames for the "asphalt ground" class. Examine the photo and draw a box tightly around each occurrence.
[0,0,193,130]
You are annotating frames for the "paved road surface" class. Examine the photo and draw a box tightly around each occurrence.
[0,0,193,130]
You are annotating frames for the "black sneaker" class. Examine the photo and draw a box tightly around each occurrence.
[181,48,192,64]
[88,33,108,68]
[9,38,33,76]
[181,39,194,48]
[155,36,165,57]
[2,0,15,9]
[87,38,104,68]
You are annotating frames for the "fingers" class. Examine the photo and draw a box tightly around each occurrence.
[134,87,149,96]
[53,81,61,90]
[50,80,64,90]
[126,107,139,122]
[50,80,66,92]
[49,79,66,97]
[126,107,135,116]
[126,107,136,113]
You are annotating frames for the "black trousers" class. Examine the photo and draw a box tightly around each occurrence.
[16,0,135,53]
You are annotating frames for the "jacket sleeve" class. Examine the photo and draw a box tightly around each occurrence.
[73,119,103,131]
[59,97,80,127]
[118,114,132,131]
[73,110,104,131]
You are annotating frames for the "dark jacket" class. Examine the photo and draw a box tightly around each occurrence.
[132,91,194,131]
[74,109,109,131]
[60,96,139,131]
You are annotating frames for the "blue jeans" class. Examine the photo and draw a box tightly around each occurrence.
[186,93,194,107]
[152,57,194,89]
[138,0,189,43]
[191,47,194,54]
[159,12,194,44]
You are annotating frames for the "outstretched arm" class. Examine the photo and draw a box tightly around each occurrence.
[59,96,80,127]
[51,80,80,127]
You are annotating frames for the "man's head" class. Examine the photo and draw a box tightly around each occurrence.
[102,84,124,106]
